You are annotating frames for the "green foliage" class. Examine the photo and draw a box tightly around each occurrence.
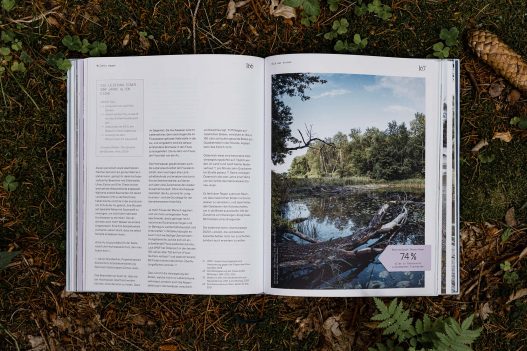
[271,73,326,165]
[439,27,460,47]
[283,0,320,26]
[48,52,72,72]
[500,227,512,243]
[500,260,520,287]
[433,42,450,58]
[0,251,19,270]
[62,35,107,56]
[334,34,368,52]
[2,175,18,191]
[369,298,481,351]
[510,116,527,129]
[285,114,425,180]
[324,18,348,40]
[139,31,154,40]
[478,152,495,164]
[327,0,341,12]
[0,30,29,75]
[1,0,15,11]
[433,27,459,58]
[355,0,392,20]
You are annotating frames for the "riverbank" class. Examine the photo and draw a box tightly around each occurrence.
[286,176,425,196]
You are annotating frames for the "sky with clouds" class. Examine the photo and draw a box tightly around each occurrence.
[273,73,425,173]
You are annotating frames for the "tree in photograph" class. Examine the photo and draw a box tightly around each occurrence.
[271,74,327,164]
[289,155,310,176]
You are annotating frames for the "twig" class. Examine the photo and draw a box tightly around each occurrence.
[0,74,7,109]
[32,318,52,351]
[0,323,20,351]
[192,0,202,54]
[7,6,60,24]
[44,147,56,188]
[7,70,40,111]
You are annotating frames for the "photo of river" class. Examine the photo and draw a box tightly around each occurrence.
[270,72,427,290]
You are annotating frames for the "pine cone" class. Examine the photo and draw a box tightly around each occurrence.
[468,30,527,92]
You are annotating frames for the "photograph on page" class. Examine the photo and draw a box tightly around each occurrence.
[270,72,427,290]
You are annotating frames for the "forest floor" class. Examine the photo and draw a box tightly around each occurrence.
[1,0,526,350]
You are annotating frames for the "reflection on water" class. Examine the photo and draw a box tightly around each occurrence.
[278,189,426,289]
[282,190,424,244]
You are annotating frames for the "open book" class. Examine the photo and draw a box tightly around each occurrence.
[67,54,459,296]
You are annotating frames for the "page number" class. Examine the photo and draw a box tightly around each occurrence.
[419,65,426,71]
[246,63,254,69]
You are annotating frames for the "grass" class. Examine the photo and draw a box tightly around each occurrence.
[288,176,425,189]
[0,0,526,350]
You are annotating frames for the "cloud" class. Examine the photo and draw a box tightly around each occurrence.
[384,105,417,115]
[312,89,351,99]
[365,76,425,102]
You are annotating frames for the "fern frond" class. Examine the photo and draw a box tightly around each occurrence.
[371,298,413,342]
[433,315,481,351]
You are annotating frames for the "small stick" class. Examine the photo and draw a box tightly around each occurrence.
[192,0,202,54]
[466,69,480,100]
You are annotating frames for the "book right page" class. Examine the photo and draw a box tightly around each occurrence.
[263,54,450,297]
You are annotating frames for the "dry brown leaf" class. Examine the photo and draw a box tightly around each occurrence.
[138,34,150,51]
[489,80,505,97]
[227,0,251,19]
[270,0,296,19]
[159,345,178,351]
[226,0,236,19]
[52,316,72,331]
[505,207,517,227]
[27,336,46,351]
[320,314,355,351]
[519,245,527,261]
[479,302,492,320]
[507,288,527,304]
[485,222,500,237]
[471,139,488,152]
[493,131,512,142]
[507,89,521,103]
[293,315,315,340]
[46,16,60,28]
[41,45,57,53]
[122,33,130,47]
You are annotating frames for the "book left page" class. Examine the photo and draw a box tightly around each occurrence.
[74,55,264,294]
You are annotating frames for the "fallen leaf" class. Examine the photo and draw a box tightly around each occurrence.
[492,131,512,142]
[485,222,500,237]
[226,0,251,19]
[27,336,46,351]
[507,89,521,103]
[138,34,150,51]
[159,345,178,351]
[505,207,517,227]
[519,246,527,261]
[226,0,236,19]
[507,288,527,304]
[293,316,315,341]
[122,33,130,47]
[270,0,296,19]
[46,16,60,28]
[471,139,488,152]
[41,45,57,53]
[321,314,355,351]
[479,302,492,320]
[131,314,147,325]
[489,80,505,97]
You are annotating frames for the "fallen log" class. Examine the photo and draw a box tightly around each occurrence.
[273,202,409,289]
[285,227,320,244]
